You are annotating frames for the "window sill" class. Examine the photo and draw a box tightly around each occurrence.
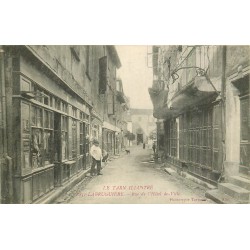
[63,160,76,165]
[32,164,55,174]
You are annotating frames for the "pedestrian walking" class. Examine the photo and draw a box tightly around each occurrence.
[152,142,156,154]
[90,140,103,176]
[143,143,145,149]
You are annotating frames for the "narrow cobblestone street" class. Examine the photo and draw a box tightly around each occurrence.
[56,146,214,204]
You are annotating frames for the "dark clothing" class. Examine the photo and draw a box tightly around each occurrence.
[143,143,145,149]
[152,144,156,154]
[102,153,109,162]
[91,157,102,175]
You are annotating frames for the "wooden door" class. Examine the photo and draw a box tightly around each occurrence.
[240,95,250,169]
[212,103,223,172]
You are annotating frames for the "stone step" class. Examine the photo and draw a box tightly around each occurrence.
[164,168,176,175]
[218,183,250,203]
[229,176,250,191]
[205,189,240,204]
[239,165,250,177]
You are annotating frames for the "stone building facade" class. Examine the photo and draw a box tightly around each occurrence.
[0,45,128,203]
[130,109,156,145]
[149,45,250,203]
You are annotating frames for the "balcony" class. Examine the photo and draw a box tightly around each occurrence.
[168,75,222,112]
[149,46,223,119]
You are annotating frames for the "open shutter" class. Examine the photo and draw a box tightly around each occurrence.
[107,91,114,115]
[99,56,108,94]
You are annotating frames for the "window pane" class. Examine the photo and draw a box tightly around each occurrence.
[31,106,36,126]
[37,108,43,127]
[44,130,53,164]
[240,98,249,140]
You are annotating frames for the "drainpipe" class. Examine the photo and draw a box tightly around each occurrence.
[219,46,227,181]
[0,47,13,203]
[0,47,7,203]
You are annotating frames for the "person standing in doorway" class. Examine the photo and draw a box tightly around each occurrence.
[90,140,103,176]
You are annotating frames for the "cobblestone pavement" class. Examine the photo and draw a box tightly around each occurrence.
[55,146,215,204]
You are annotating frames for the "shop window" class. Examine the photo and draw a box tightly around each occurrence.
[85,124,90,154]
[80,122,84,155]
[21,102,31,169]
[31,106,36,126]
[240,98,249,141]
[36,108,43,128]
[31,128,43,168]
[44,110,53,129]
[44,130,53,165]
[35,87,43,103]
[56,98,61,110]
[72,119,77,158]
[61,116,68,161]
[30,106,54,168]
[62,102,68,113]
[72,107,77,118]
[43,93,50,106]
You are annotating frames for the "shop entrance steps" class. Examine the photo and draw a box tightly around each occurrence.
[205,189,240,204]
[205,175,250,204]
[228,176,250,191]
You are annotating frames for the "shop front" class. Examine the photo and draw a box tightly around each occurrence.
[231,74,250,177]
[164,101,223,183]
[102,121,120,155]
[12,53,91,203]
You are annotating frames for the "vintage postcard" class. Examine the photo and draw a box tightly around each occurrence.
[0,45,249,204]
[1,2,250,250]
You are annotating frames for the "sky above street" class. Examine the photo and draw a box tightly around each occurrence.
[116,46,153,109]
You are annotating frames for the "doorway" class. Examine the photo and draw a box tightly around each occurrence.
[137,133,143,144]
[234,75,250,175]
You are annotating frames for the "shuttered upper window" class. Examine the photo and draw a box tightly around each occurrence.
[99,56,108,94]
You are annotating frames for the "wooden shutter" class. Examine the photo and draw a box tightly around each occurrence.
[99,56,108,94]
[107,91,114,115]
[212,103,222,172]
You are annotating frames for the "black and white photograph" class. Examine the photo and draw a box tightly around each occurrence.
[0,1,250,249]
[0,44,249,204]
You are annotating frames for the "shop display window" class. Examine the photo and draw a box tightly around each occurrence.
[30,105,54,168]
[61,116,68,161]
[72,119,77,158]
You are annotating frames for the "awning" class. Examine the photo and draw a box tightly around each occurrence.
[148,88,177,119]
[168,76,221,112]
[103,121,121,132]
